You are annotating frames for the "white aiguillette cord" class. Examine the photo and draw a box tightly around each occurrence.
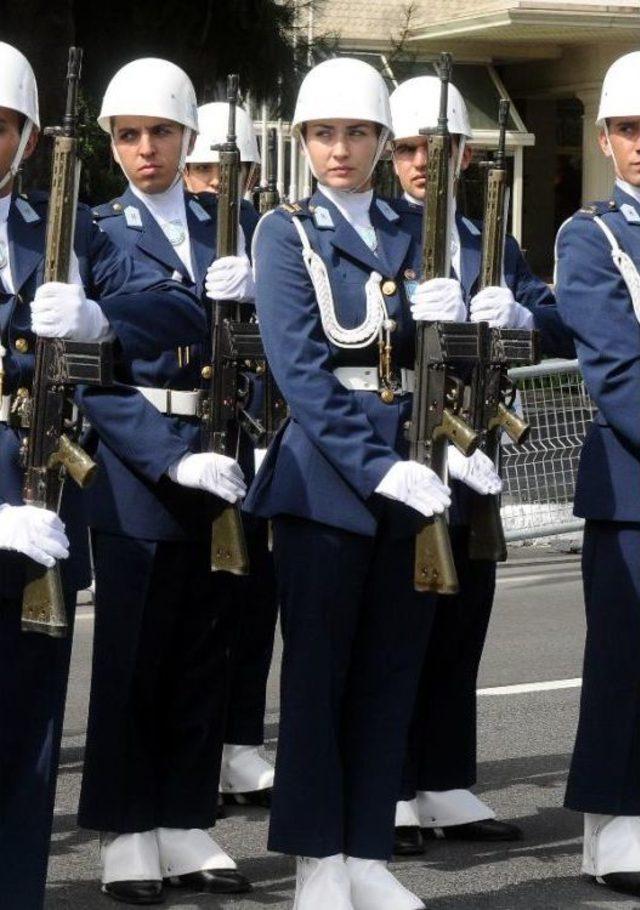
[289,215,390,349]
[592,215,640,323]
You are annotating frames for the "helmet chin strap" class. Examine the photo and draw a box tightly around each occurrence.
[0,120,34,192]
[301,127,391,195]
[454,137,466,179]
[603,122,622,179]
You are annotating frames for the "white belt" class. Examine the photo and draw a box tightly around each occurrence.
[333,367,415,394]
[135,387,204,417]
[0,395,11,422]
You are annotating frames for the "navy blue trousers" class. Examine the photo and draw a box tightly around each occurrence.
[269,516,436,859]
[0,584,77,910]
[79,533,239,832]
[566,520,640,814]
[225,517,278,746]
[400,526,496,800]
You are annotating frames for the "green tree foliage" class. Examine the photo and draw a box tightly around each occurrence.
[0,0,331,200]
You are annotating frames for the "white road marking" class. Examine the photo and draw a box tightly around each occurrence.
[497,571,581,586]
[478,678,582,696]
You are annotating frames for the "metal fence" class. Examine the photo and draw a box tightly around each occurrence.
[500,359,596,542]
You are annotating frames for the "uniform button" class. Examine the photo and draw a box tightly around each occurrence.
[201,365,212,380]
[112,202,123,213]
[15,337,28,353]
[404,269,416,280]
[382,279,397,296]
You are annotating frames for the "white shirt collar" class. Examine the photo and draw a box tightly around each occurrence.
[319,185,374,225]
[404,190,422,208]
[0,194,12,224]
[616,178,640,206]
[129,178,186,224]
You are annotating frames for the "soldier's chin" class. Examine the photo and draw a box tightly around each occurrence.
[410,180,426,200]
[138,172,174,195]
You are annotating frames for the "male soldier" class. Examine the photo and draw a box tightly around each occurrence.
[0,42,205,910]
[555,51,640,900]
[76,59,258,904]
[185,101,278,807]
[389,76,574,855]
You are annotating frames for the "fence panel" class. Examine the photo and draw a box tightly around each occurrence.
[500,359,596,542]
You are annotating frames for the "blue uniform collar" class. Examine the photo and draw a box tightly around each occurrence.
[8,190,46,293]
[456,212,483,298]
[185,193,216,285]
[614,184,640,224]
[386,199,483,297]
[120,185,201,282]
[309,189,411,280]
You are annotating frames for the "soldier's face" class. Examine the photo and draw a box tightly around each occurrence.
[304,119,380,190]
[392,136,471,201]
[112,116,184,193]
[0,107,37,195]
[600,117,640,185]
[185,162,221,194]
[184,162,255,196]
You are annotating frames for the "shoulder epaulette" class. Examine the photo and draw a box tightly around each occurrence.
[279,200,312,219]
[92,200,125,220]
[281,201,303,214]
[188,191,216,209]
[576,199,617,218]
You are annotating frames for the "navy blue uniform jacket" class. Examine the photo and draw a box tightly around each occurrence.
[556,185,640,521]
[244,191,430,538]
[0,190,205,596]
[78,187,259,541]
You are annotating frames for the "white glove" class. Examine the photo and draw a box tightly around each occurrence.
[31,282,111,341]
[205,255,255,302]
[469,286,534,330]
[0,504,69,567]
[375,461,451,518]
[410,277,466,322]
[447,446,502,495]
[166,452,246,503]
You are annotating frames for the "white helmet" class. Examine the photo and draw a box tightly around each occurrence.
[0,42,39,191]
[186,102,260,164]
[597,52,640,125]
[98,58,198,133]
[389,76,471,141]
[292,57,392,136]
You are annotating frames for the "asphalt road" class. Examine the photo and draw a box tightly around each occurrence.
[46,546,640,910]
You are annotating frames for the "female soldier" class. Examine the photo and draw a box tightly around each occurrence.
[245,57,456,910]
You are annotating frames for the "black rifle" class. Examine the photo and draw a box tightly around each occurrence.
[20,47,114,637]
[467,99,539,561]
[259,128,279,215]
[408,52,479,594]
[203,74,250,575]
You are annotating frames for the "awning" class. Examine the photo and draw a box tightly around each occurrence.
[338,51,534,147]
[406,1,640,62]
